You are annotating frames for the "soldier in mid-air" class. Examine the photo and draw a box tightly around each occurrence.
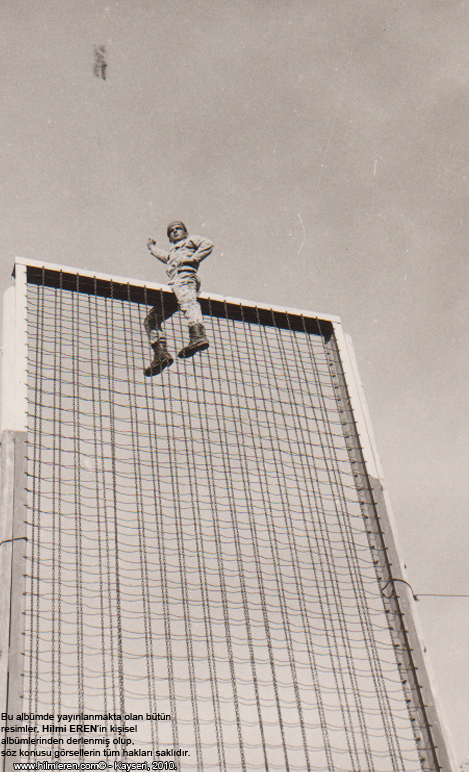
[144,221,214,376]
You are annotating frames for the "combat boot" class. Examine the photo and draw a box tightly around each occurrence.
[144,340,174,376]
[178,324,210,359]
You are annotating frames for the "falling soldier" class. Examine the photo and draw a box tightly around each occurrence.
[144,221,214,376]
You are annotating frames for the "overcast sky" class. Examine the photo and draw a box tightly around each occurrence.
[1,0,468,764]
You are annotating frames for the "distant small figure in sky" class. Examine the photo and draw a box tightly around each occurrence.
[144,221,214,376]
[93,46,107,80]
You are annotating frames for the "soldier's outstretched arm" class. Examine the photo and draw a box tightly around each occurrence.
[147,238,170,264]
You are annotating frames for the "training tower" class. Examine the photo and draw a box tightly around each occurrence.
[1,258,454,772]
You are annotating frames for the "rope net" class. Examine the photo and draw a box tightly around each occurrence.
[23,273,423,771]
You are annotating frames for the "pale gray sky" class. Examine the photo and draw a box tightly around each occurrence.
[1,0,468,763]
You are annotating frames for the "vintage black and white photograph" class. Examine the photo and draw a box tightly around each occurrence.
[0,2,467,771]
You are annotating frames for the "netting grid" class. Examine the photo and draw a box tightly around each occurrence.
[22,275,423,772]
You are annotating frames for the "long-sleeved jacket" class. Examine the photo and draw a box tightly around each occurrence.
[148,234,214,284]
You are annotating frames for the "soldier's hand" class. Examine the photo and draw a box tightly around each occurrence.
[147,238,156,250]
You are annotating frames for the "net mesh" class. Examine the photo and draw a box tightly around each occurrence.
[22,274,423,771]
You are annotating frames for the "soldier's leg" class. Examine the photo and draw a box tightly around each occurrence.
[172,278,210,359]
[143,306,174,376]
[143,306,164,344]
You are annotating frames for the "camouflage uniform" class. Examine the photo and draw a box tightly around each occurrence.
[145,234,213,344]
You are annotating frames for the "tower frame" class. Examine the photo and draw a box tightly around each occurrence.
[0,257,454,772]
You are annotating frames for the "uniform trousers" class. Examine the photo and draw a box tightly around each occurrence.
[144,275,203,345]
